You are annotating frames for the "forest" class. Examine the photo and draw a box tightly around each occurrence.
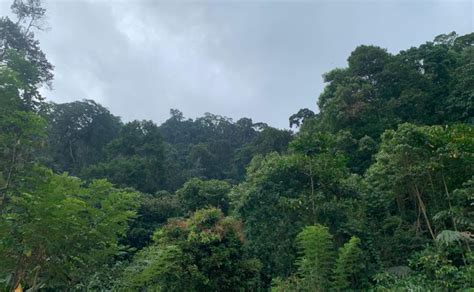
[0,0,473,291]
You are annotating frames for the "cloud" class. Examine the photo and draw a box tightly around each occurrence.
[1,0,472,128]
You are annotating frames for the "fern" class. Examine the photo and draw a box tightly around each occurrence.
[436,230,474,246]
[436,230,463,246]
[385,265,412,278]
[333,236,365,290]
[296,225,335,291]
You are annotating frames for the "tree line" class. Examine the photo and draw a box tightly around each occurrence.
[0,1,473,291]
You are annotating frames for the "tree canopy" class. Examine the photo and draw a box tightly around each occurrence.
[0,2,473,290]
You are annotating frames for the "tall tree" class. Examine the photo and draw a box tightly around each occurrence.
[83,120,166,193]
[0,52,46,204]
[0,0,52,108]
[44,100,122,174]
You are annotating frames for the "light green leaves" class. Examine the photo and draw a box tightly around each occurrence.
[0,168,139,289]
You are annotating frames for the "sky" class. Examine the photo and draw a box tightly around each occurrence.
[1,0,473,129]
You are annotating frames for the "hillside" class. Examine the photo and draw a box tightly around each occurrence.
[0,1,473,291]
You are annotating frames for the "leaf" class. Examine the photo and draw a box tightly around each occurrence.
[385,265,412,278]
[436,230,463,245]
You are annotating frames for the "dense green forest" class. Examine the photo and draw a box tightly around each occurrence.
[1,1,473,291]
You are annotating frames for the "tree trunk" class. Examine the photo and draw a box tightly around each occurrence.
[413,185,435,240]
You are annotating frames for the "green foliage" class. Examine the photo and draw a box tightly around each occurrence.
[177,177,231,215]
[409,247,472,290]
[232,153,310,284]
[296,225,335,291]
[2,7,473,290]
[303,32,474,174]
[333,236,366,290]
[374,247,474,291]
[0,54,47,203]
[43,99,121,174]
[83,120,166,193]
[124,190,182,249]
[0,11,53,108]
[233,130,361,286]
[0,167,139,290]
[366,123,473,257]
[273,227,369,291]
[289,108,316,129]
[436,230,472,246]
[158,110,292,186]
[251,127,293,156]
[119,207,261,291]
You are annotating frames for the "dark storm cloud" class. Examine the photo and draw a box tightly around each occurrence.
[1,0,472,128]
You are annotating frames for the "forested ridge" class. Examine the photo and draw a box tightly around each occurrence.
[1,1,473,291]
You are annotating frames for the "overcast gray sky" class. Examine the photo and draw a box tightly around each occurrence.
[1,0,473,128]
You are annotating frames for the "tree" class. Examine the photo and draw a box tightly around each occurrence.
[118,208,261,291]
[348,45,390,83]
[11,0,47,34]
[44,100,122,174]
[308,32,474,174]
[83,120,166,193]
[232,138,354,286]
[187,143,221,179]
[333,236,365,290]
[177,178,231,215]
[0,167,139,290]
[124,190,182,249]
[365,123,473,271]
[289,108,315,129]
[0,0,53,108]
[1,10,473,290]
[157,110,289,185]
[273,227,369,291]
[250,127,293,156]
[0,53,46,204]
[445,41,474,123]
[295,225,335,291]
[232,153,308,285]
